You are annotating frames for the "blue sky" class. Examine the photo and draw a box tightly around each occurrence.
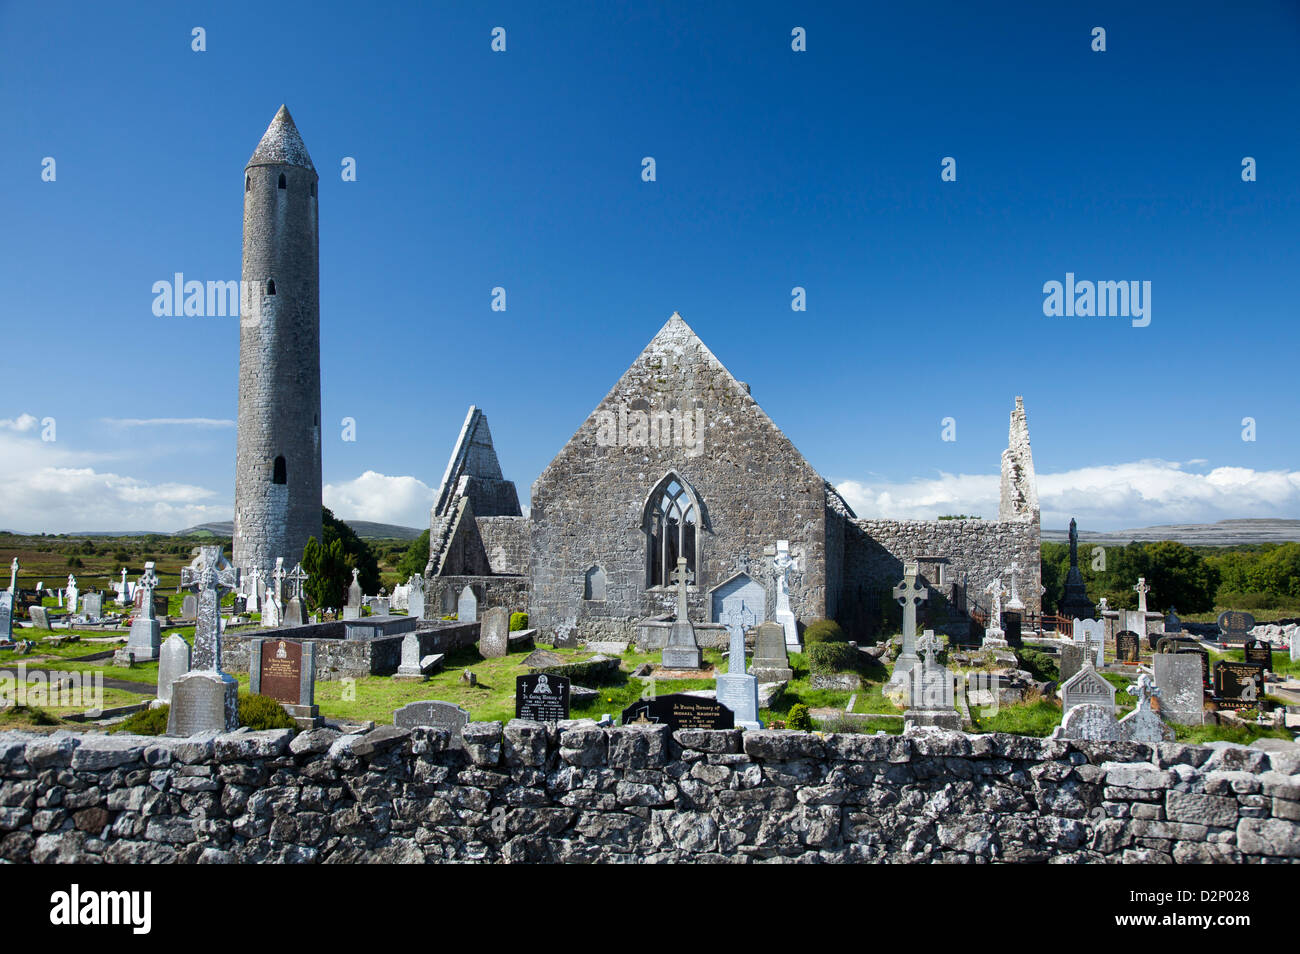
[2,0,1298,533]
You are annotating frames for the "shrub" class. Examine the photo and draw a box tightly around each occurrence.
[1016,647,1059,683]
[786,703,813,731]
[112,704,169,735]
[238,694,297,731]
[509,612,529,632]
[803,619,847,644]
[807,642,859,675]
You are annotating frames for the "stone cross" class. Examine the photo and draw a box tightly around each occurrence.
[8,558,18,594]
[181,547,239,672]
[272,557,286,604]
[119,567,128,600]
[287,562,308,601]
[247,565,261,611]
[893,563,929,653]
[718,600,756,674]
[1130,673,1160,711]
[670,557,693,623]
[137,563,159,620]
[1133,578,1150,614]
[916,629,942,669]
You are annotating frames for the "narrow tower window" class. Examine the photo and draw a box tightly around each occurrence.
[277,173,286,190]
[265,279,276,296]
[245,175,251,192]
[310,181,316,197]
[272,456,287,485]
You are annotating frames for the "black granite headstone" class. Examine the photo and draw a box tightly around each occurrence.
[516,673,571,722]
[1244,638,1274,671]
[1116,631,1141,664]
[1217,610,1256,644]
[1214,661,1266,710]
[620,693,735,730]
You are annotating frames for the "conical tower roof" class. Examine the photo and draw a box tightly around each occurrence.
[246,105,316,172]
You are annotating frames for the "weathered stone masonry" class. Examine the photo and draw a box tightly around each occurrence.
[2,726,1297,863]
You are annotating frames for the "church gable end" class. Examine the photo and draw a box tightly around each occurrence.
[529,313,831,639]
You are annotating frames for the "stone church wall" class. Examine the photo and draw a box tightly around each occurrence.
[477,516,530,576]
[840,518,1041,639]
[4,725,1294,864]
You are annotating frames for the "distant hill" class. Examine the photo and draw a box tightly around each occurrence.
[174,520,422,541]
[1043,519,1300,547]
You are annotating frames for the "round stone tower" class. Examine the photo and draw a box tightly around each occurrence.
[233,105,323,577]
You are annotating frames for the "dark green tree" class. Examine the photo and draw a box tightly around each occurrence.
[300,508,382,609]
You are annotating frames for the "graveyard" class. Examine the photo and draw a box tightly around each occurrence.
[3,529,1298,753]
[4,5,1299,877]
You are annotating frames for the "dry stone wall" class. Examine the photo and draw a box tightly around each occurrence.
[2,725,1297,864]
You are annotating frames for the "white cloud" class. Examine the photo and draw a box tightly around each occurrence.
[0,414,39,432]
[0,419,228,533]
[836,459,1300,530]
[101,418,235,428]
[323,471,435,528]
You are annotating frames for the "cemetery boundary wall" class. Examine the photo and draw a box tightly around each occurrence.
[1,725,1298,864]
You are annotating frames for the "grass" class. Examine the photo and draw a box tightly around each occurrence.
[969,699,1063,737]
[814,713,904,735]
[1173,721,1293,745]
[0,705,65,727]
[280,644,730,725]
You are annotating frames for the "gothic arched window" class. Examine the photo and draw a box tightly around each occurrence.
[245,175,251,192]
[644,474,698,588]
[272,455,287,485]
[278,172,287,190]
[265,279,276,296]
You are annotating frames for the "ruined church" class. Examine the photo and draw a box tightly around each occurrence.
[228,107,1041,642]
[422,313,1042,643]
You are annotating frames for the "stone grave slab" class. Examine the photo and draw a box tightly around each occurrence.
[1056,703,1122,742]
[1152,652,1205,725]
[157,633,192,704]
[166,671,238,736]
[393,700,470,748]
[479,606,510,658]
[1060,663,1116,715]
[750,621,793,682]
[457,585,478,623]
